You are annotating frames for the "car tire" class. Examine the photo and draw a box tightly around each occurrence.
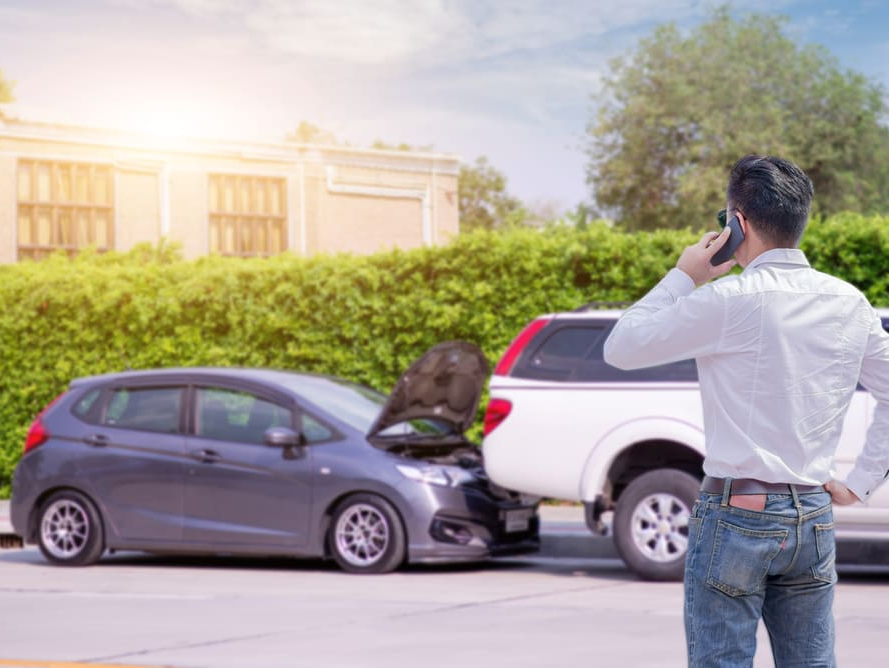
[613,469,699,581]
[328,494,406,574]
[37,490,105,566]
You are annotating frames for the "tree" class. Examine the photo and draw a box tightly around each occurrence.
[564,202,596,231]
[0,67,15,105]
[458,156,525,231]
[285,121,337,144]
[586,6,889,230]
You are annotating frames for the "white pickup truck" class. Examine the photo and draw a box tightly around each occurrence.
[481,306,889,580]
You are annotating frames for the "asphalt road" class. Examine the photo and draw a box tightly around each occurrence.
[1,502,887,668]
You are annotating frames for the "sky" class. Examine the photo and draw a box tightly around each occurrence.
[1,0,888,215]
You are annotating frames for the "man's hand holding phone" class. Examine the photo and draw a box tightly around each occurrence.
[677,226,737,286]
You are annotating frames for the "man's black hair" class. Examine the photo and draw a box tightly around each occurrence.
[727,155,814,248]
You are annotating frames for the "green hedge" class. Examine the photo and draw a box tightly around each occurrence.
[1,214,888,495]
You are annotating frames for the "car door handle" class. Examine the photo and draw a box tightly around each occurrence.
[191,449,222,464]
[84,434,109,447]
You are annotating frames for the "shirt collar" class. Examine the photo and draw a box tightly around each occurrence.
[743,247,810,274]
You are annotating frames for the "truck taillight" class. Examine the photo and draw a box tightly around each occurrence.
[493,317,552,376]
[483,398,512,436]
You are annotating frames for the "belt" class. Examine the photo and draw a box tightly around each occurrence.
[701,476,825,495]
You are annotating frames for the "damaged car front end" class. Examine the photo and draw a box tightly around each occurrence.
[366,341,540,563]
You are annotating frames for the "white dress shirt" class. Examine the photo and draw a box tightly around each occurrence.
[603,248,889,501]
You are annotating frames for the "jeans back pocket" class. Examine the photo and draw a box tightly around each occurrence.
[813,522,837,584]
[706,520,788,597]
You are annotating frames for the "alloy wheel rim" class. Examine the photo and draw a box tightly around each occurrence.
[335,503,390,567]
[41,499,90,559]
[630,493,690,563]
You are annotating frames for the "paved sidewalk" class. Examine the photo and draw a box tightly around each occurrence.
[0,498,19,549]
[0,499,10,533]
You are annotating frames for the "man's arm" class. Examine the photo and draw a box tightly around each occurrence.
[843,310,889,503]
[603,227,736,370]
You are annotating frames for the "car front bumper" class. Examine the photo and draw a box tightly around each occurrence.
[403,483,540,563]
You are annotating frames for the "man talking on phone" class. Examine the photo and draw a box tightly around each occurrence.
[603,155,889,667]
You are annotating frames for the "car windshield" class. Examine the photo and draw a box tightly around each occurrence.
[277,375,452,436]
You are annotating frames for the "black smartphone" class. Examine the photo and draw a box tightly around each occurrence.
[710,214,744,265]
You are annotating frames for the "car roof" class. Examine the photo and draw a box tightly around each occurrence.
[545,307,889,320]
[69,367,345,394]
[553,309,625,319]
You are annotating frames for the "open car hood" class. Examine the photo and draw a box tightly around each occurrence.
[367,341,489,440]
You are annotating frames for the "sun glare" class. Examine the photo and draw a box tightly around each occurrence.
[130,107,209,139]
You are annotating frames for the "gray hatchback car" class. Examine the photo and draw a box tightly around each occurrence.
[10,341,539,573]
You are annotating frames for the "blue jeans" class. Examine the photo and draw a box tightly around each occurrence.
[684,487,836,667]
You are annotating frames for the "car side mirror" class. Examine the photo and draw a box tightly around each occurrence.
[264,427,302,448]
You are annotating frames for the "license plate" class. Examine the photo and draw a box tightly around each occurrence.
[504,508,534,533]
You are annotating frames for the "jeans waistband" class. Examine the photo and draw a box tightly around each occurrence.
[701,476,825,496]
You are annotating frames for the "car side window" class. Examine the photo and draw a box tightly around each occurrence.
[103,386,183,433]
[515,326,606,380]
[513,322,698,382]
[72,388,103,423]
[302,413,334,443]
[196,387,292,445]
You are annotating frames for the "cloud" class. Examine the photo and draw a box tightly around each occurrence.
[245,1,467,66]
[126,0,748,69]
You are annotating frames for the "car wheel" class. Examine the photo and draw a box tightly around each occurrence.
[328,494,406,574]
[37,490,105,566]
[613,469,699,581]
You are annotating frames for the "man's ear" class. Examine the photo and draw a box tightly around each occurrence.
[736,211,750,238]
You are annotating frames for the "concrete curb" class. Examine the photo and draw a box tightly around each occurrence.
[0,499,610,559]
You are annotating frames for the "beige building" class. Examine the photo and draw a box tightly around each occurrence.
[0,116,460,263]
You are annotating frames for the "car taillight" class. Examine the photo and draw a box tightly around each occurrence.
[483,398,512,436]
[24,419,49,453]
[493,317,552,376]
[23,393,64,454]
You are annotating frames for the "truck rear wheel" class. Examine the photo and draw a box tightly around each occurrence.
[613,469,699,581]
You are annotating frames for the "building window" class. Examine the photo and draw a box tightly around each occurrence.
[208,174,287,257]
[17,160,114,260]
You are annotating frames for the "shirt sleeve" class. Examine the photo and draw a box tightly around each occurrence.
[845,309,889,501]
[603,268,726,370]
